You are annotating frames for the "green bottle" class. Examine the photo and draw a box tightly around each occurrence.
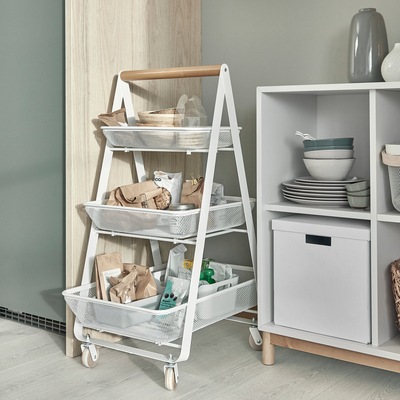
[200,268,215,284]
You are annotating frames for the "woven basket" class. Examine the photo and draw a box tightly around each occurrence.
[390,259,400,331]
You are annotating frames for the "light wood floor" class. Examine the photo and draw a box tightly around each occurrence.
[2,318,400,400]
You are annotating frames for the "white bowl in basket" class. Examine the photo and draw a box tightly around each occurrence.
[303,158,355,181]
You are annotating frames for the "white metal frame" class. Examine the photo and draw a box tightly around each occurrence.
[72,64,257,387]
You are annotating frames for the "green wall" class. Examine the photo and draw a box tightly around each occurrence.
[0,0,65,321]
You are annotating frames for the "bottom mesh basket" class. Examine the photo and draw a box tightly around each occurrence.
[63,266,256,344]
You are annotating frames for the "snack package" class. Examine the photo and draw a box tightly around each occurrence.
[164,244,187,283]
[208,261,233,282]
[153,170,183,204]
[211,183,225,206]
[95,252,123,300]
[176,95,207,127]
[159,277,190,310]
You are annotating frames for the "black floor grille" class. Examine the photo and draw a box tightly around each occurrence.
[0,306,66,335]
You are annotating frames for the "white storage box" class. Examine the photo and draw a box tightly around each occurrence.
[196,274,239,319]
[84,196,255,239]
[272,215,371,343]
[101,126,240,150]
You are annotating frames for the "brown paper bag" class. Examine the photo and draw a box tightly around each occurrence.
[180,177,204,208]
[109,270,137,303]
[107,180,171,209]
[98,108,127,126]
[95,252,124,300]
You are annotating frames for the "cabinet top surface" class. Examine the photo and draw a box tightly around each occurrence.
[257,81,400,95]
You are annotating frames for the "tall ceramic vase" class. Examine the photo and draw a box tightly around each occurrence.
[348,8,388,83]
[381,44,400,82]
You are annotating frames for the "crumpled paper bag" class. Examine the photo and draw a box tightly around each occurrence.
[109,264,158,304]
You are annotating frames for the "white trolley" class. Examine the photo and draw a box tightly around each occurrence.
[63,64,257,390]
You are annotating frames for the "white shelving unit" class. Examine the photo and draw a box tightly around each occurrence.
[257,82,400,372]
[63,64,257,390]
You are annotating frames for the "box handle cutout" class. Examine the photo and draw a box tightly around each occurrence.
[305,234,331,246]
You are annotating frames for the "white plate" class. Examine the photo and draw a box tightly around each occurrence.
[295,176,362,185]
[282,188,347,199]
[283,194,349,207]
[282,180,348,192]
[283,192,347,201]
[282,186,347,196]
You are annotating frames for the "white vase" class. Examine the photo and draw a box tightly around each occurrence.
[381,43,400,82]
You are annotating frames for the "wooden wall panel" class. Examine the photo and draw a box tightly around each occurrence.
[65,0,201,356]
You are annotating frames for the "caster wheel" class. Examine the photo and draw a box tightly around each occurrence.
[81,347,99,368]
[164,367,177,391]
[249,334,262,351]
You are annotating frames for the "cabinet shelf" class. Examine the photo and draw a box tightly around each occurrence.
[378,212,400,223]
[257,82,400,373]
[265,202,371,220]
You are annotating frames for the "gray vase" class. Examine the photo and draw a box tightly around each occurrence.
[348,8,388,83]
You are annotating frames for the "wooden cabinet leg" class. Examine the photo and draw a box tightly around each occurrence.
[262,332,275,365]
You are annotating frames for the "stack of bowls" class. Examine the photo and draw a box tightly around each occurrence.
[345,180,370,209]
[303,137,355,181]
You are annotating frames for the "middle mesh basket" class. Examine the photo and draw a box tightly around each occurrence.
[84,196,255,239]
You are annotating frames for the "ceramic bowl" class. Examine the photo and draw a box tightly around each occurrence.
[303,137,354,150]
[347,188,370,197]
[345,180,370,192]
[303,145,354,151]
[303,158,355,181]
[347,194,370,209]
[304,149,354,159]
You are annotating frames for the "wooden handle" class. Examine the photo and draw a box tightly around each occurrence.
[120,65,222,81]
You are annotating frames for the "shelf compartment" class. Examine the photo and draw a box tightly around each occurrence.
[85,196,255,239]
[101,126,240,150]
[63,265,256,344]
[265,201,371,220]
[257,82,400,371]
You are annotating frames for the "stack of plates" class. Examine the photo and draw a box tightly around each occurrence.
[282,176,361,206]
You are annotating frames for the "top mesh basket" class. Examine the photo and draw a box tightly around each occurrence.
[101,126,241,150]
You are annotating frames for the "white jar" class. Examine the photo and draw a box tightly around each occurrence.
[169,203,198,236]
[381,43,400,82]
